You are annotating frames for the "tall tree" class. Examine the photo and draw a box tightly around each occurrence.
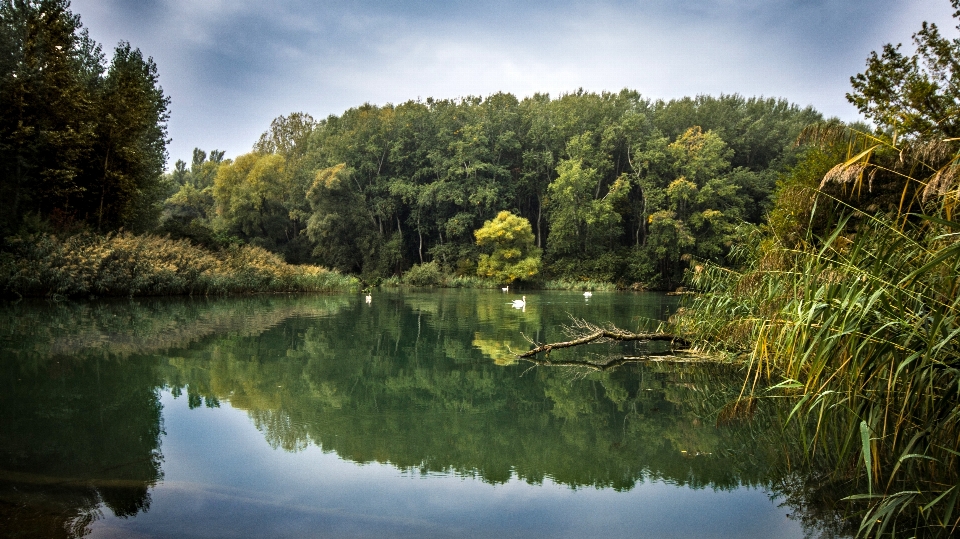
[82,41,169,231]
[848,0,960,139]
[0,1,169,235]
[0,0,91,234]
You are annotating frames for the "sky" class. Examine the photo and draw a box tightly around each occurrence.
[69,0,957,167]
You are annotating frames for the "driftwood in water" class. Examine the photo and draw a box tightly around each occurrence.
[517,325,689,359]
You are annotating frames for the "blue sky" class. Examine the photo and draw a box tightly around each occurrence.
[69,0,956,167]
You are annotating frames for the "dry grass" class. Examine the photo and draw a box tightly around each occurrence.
[0,232,359,298]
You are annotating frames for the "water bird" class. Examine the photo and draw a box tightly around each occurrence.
[583,291,592,298]
[511,296,526,308]
[365,294,372,304]
[502,286,509,292]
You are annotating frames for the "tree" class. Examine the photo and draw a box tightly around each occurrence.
[83,41,169,231]
[848,0,960,138]
[306,163,387,273]
[546,157,629,257]
[0,0,91,234]
[213,152,292,250]
[0,1,169,234]
[474,210,541,284]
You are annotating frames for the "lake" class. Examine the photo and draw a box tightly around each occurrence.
[0,290,849,538]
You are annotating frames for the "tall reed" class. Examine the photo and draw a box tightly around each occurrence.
[677,203,960,536]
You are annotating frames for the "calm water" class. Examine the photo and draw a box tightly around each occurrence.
[0,290,844,538]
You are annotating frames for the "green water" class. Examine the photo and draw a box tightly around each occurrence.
[0,290,847,538]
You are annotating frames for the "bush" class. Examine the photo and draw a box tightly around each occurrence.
[0,232,359,298]
[401,261,445,287]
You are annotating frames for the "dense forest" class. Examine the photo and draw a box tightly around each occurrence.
[0,1,827,292]
[162,93,821,288]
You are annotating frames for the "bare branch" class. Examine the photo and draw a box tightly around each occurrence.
[516,318,689,359]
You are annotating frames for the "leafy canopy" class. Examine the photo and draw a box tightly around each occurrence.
[474,211,541,284]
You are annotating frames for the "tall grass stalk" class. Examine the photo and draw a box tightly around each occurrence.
[677,207,960,536]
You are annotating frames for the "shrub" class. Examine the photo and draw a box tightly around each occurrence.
[0,232,358,298]
[402,261,445,287]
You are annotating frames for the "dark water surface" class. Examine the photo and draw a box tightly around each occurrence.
[0,291,835,538]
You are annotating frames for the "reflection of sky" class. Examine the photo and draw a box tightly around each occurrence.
[90,390,803,538]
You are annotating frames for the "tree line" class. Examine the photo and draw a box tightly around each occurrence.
[0,0,825,290]
[161,93,822,288]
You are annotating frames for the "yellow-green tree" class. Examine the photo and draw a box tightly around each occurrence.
[474,211,541,284]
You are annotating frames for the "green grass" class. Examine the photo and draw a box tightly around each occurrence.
[540,278,618,291]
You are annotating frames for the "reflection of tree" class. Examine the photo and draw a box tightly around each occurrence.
[0,295,351,368]
[0,354,164,538]
[159,294,778,493]
[0,292,863,536]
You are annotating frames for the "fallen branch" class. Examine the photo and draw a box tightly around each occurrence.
[517,329,689,359]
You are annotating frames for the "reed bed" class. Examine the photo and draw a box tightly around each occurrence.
[540,278,618,291]
[0,232,359,298]
[677,210,960,536]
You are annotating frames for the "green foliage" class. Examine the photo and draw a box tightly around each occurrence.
[539,278,617,291]
[0,231,358,298]
[402,261,445,286]
[679,204,960,535]
[848,0,960,138]
[679,123,960,538]
[474,210,541,284]
[280,91,819,286]
[0,1,169,235]
[677,10,960,531]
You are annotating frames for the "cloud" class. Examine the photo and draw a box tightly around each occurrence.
[68,0,958,166]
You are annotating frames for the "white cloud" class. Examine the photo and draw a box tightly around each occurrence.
[69,0,960,165]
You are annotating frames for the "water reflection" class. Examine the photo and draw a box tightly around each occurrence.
[0,292,851,537]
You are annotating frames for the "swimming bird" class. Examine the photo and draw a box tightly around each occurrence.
[583,291,593,298]
[512,296,526,308]
[502,286,509,292]
[365,294,372,304]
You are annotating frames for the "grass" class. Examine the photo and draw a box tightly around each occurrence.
[0,231,359,298]
[540,278,618,291]
[675,207,960,536]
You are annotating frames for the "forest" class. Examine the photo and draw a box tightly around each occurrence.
[158,92,822,289]
[0,1,826,294]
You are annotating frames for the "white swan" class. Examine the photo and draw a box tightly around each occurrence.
[511,296,526,308]
[502,286,509,292]
[583,291,592,298]
[365,294,372,304]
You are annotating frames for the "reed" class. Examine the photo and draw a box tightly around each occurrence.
[540,278,618,291]
[0,232,359,298]
[677,202,960,535]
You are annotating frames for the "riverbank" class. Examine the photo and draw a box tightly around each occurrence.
[0,232,633,299]
[0,232,359,298]
[673,208,960,536]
